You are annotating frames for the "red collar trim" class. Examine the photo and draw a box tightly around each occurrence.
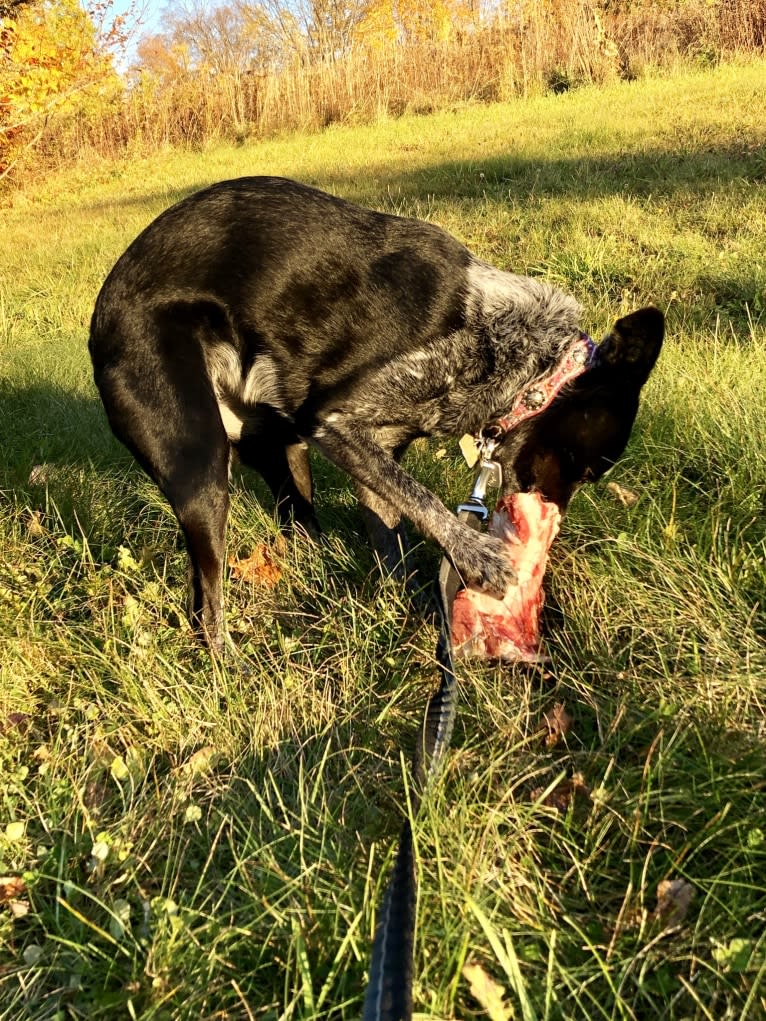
[490,332,596,436]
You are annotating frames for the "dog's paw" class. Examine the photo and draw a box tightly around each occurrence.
[453,531,516,598]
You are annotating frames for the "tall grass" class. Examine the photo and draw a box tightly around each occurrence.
[1,61,765,1018]
[17,0,766,175]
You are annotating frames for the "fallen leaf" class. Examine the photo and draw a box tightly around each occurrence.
[9,899,30,919]
[607,481,639,507]
[228,544,282,586]
[462,961,514,1021]
[26,510,46,537]
[542,702,573,747]
[652,878,694,930]
[91,840,110,863]
[184,803,202,824]
[0,876,26,903]
[110,755,130,783]
[28,464,54,485]
[180,745,222,777]
[5,821,25,842]
[530,772,591,813]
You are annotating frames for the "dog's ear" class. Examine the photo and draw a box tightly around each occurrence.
[594,306,664,384]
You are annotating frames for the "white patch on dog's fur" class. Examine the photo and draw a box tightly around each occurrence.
[242,355,283,408]
[218,402,245,442]
[205,346,285,441]
[205,345,284,410]
[205,344,242,398]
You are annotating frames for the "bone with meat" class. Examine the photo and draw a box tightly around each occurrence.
[451,492,561,662]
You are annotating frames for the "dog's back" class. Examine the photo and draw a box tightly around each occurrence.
[90,177,473,410]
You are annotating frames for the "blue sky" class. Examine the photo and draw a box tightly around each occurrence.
[87,0,165,65]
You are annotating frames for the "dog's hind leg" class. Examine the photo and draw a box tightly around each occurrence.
[131,436,230,653]
[173,472,230,654]
[93,330,232,654]
[235,406,319,537]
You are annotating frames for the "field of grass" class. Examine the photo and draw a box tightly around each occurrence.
[1,59,765,1020]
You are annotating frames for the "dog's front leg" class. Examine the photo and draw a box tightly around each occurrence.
[355,480,412,582]
[311,419,515,597]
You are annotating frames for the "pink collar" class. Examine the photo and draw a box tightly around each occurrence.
[489,332,596,436]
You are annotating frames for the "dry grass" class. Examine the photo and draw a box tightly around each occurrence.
[8,0,766,178]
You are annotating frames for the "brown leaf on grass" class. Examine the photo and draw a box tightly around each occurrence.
[0,712,30,736]
[542,702,573,747]
[530,772,591,813]
[228,544,282,586]
[462,961,514,1021]
[26,510,47,537]
[0,876,26,903]
[652,878,694,930]
[28,463,54,486]
[179,745,223,777]
[607,481,639,507]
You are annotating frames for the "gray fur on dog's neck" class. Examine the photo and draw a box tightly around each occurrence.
[318,261,584,441]
[446,261,583,433]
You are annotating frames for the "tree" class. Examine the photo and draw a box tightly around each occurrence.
[0,0,130,176]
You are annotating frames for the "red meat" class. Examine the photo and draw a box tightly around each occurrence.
[451,492,561,662]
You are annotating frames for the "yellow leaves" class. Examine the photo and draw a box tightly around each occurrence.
[463,961,514,1021]
[353,0,477,50]
[1,0,122,172]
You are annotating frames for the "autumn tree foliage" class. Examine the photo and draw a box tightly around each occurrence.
[0,0,128,175]
[1,0,764,179]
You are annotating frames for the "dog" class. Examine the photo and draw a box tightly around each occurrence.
[89,176,663,653]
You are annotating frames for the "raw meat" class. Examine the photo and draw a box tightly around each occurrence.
[451,492,561,662]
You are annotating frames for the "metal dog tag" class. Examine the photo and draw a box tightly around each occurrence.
[459,433,480,468]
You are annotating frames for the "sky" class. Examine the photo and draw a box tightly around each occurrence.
[88,0,165,66]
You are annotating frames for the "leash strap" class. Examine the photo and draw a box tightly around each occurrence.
[362,506,485,1021]
[363,335,597,1015]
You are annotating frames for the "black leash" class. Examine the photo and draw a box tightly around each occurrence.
[362,460,499,1021]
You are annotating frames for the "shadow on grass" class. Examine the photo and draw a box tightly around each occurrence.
[0,376,395,587]
[69,140,766,216]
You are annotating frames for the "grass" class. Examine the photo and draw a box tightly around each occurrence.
[1,58,765,1019]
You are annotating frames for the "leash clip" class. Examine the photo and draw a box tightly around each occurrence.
[456,458,502,520]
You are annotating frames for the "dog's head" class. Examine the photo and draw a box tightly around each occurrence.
[494,306,664,508]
